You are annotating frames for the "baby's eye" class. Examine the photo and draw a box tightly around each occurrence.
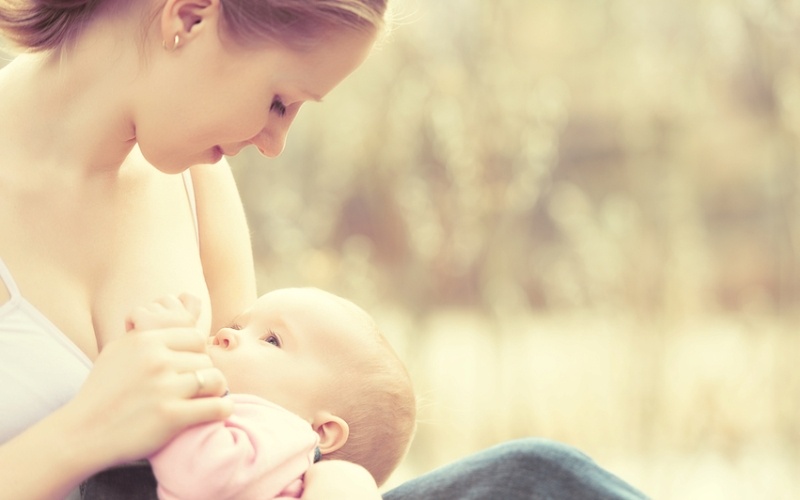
[263,332,281,348]
[230,323,242,331]
[270,97,287,117]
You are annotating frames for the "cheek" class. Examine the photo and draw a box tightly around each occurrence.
[216,363,252,394]
[215,354,271,394]
[208,84,271,135]
[152,92,264,145]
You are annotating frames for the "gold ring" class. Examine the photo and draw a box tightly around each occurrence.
[194,370,205,393]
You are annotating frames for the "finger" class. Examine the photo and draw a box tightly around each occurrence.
[167,396,235,430]
[184,367,228,398]
[167,351,214,373]
[143,328,207,353]
[156,294,190,312]
[126,305,153,332]
[178,293,202,322]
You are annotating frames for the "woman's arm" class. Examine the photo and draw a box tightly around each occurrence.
[0,405,107,499]
[190,162,258,332]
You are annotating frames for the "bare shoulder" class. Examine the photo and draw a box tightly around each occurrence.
[189,160,257,330]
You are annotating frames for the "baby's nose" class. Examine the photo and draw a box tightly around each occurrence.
[212,328,239,349]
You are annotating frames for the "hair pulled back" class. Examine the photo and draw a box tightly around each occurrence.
[0,0,101,51]
[219,0,388,48]
[0,0,387,52]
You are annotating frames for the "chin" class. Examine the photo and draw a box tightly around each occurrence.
[135,146,188,174]
[210,146,224,164]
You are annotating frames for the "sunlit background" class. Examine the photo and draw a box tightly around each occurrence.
[231,1,800,498]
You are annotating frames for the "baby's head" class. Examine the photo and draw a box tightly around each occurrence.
[208,287,416,485]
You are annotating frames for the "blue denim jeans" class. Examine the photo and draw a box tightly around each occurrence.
[81,438,649,499]
[383,439,649,500]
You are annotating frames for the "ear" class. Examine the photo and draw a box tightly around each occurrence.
[160,0,220,47]
[311,411,350,455]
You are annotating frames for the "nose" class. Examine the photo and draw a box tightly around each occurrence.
[212,328,239,349]
[250,104,301,157]
[250,128,287,158]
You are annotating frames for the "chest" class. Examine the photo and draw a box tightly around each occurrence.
[0,166,211,360]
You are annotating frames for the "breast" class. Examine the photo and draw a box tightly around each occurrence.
[90,165,212,349]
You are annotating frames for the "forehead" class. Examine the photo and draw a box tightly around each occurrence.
[252,288,374,342]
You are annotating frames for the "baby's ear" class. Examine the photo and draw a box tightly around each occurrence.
[311,412,349,455]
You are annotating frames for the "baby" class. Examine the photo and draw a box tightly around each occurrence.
[127,288,416,500]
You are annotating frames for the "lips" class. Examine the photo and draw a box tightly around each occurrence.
[210,146,224,163]
[219,145,245,157]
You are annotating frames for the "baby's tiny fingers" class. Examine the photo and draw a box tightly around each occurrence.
[178,293,202,321]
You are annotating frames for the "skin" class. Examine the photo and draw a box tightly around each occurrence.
[129,288,379,457]
[209,288,375,455]
[0,0,379,497]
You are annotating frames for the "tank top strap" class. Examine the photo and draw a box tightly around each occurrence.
[0,256,21,299]
[182,169,199,246]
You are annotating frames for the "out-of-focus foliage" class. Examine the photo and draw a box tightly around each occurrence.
[236,0,800,322]
[231,1,800,497]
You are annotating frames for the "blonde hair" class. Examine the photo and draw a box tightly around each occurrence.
[0,0,387,51]
[320,293,416,486]
[0,0,102,50]
[219,0,388,49]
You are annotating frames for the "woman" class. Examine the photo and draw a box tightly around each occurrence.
[0,1,648,498]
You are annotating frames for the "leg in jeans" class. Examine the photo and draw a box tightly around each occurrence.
[80,460,158,500]
[383,438,650,500]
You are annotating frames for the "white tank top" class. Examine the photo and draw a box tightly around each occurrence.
[0,170,198,444]
[0,257,93,443]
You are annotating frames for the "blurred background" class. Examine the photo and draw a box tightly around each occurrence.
[231,1,800,498]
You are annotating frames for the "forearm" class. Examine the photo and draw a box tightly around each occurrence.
[301,460,380,500]
[0,403,110,499]
[191,163,257,332]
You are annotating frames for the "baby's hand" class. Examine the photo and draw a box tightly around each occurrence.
[126,293,202,333]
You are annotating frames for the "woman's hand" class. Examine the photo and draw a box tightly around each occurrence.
[76,328,230,459]
[301,460,381,500]
[0,312,233,499]
[65,295,233,468]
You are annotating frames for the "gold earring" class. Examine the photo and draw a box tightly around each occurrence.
[163,34,180,51]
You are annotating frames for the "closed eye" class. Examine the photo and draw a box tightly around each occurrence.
[270,97,287,117]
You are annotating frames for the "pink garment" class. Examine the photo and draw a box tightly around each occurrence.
[150,393,319,500]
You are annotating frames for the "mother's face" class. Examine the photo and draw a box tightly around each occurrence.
[133,1,377,172]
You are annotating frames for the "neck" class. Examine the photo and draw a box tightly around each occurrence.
[0,5,150,178]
